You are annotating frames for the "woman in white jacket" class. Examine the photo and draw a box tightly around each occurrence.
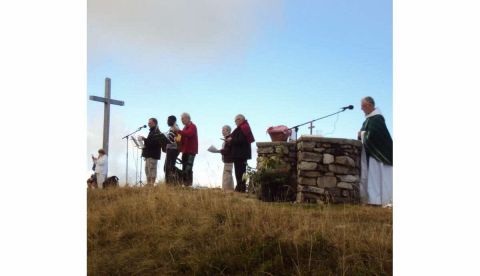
[92,149,108,188]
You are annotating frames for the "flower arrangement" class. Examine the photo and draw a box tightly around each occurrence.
[266,125,292,142]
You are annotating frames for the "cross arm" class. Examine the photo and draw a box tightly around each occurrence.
[89,95,125,106]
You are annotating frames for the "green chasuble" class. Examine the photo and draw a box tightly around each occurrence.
[361,112,393,166]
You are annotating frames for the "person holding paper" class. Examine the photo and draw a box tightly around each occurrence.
[139,118,162,186]
[92,149,108,189]
[208,125,234,191]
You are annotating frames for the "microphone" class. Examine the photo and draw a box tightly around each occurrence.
[138,125,147,130]
[341,105,354,110]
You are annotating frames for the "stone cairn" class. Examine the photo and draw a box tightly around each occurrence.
[255,136,362,204]
[296,136,362,203]
[256,141,297,177]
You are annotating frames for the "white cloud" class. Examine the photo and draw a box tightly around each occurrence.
[88,0,283,68]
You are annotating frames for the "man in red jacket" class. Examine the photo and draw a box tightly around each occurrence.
[177,112,198,186]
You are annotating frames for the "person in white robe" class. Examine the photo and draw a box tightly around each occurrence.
[93,149,108,189]
[358,97,393,206]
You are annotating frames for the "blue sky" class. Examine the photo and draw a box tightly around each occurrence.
[87,0,392,186]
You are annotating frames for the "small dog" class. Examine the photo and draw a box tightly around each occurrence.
[103,176,119,188]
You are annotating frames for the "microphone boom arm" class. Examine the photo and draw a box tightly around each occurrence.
[289,106,353,139]
[122,126,144,139]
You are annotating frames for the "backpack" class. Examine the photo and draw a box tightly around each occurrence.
[103,176,119,188]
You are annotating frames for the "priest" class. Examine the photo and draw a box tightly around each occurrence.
[358,96,393,206]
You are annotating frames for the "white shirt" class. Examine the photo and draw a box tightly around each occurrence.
[94,154,108,176]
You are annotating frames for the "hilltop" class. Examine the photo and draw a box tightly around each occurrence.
[88,186,392,275]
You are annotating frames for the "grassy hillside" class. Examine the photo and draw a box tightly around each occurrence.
[87,186,392,275]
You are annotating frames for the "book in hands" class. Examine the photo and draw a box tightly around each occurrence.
[207,145,221,153]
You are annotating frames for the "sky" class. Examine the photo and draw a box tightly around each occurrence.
[87,0,392,187]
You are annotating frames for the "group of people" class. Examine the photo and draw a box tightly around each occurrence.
[209,114,255,192]
[88,112,255,191]
[138,112,255,192]
[138,112,198,187]
[88,96,393,207]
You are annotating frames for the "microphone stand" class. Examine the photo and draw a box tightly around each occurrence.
[122,126,145,186]
[289,107,352,140]
[132,137,144,187]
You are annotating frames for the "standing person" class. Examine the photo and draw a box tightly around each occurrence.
[139,118,162,186]
[220,125,234,191]
[358,96,393,206]
[177,112,198,186]
[164,115,180,184]
[227,114,255,193]
[92,149,108,189]
[208,125,235,191]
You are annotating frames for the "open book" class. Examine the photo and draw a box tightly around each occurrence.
[131,136,144,148]
[207,145,221,153]
[133,133,170,149]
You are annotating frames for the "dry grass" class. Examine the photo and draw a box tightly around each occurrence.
[87,186,392,275]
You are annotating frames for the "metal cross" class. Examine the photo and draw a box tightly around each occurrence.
[89,78,124,155]
[308,122,315,135]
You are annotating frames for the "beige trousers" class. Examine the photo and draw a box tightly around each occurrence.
[222,163,234,191]
[144,158,158,185]
[96,173,106,189]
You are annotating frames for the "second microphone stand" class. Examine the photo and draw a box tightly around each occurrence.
[122,126,145,186]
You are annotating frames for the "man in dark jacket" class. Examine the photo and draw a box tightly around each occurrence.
[177,112,198,186]
[139,118,162,186]
[227,114,255,192]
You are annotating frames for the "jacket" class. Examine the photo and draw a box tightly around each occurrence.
[230,126,252,160]
[142,127,162,159]
[221,135,234,163]
[178,122,198,155]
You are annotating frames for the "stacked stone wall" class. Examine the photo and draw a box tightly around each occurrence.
[256,141,297,179]
[296,136,362,204]
[255,136,362,204]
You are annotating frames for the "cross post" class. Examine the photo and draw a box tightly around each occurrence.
[89,77,124,155]
[308,122,315,135]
